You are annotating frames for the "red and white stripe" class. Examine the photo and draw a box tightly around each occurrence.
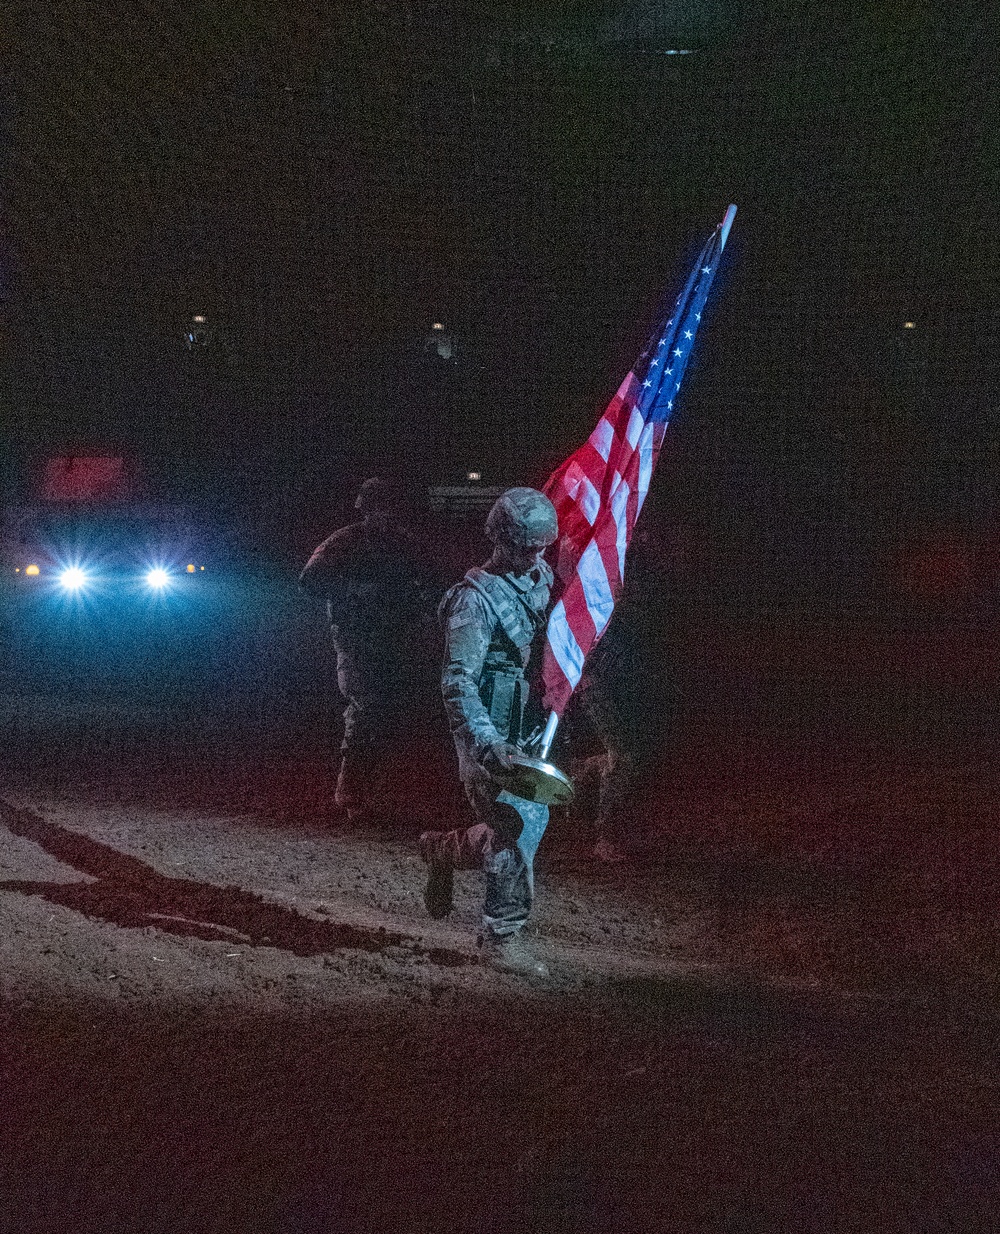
[538,206,735,723]
[541,371,665,713]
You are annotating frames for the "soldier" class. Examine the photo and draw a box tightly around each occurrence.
[418,487,558,978]
[574,606,672,862]
[300,478,439,822]
[573,534,679,862]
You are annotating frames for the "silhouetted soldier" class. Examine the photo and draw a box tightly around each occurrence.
[300,478,439,821]
[572,532,679,861]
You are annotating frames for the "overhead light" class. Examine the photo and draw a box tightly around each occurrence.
[903,321,916,329]
[467,471,482,481]
[431,322,444,330]
[25,564,40,576]
[193,314,206,323]
[186,563,196,573]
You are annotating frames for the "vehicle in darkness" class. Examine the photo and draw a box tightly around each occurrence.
[0,453,231,703]
[2,453,218,605]
[0,451,329,733]
[4,503,211,597]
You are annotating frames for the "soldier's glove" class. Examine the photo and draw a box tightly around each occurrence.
[482,741,520,778]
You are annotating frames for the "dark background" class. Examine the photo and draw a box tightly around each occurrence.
[3,18,1000,1234]
[5,0,998,608]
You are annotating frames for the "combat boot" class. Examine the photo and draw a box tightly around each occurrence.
[418,831,455,919]
[478,932,550,979]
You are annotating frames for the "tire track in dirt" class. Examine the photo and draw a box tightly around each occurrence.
[0,799,470,968]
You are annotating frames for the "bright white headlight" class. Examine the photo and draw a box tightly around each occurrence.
[60,567,87,590]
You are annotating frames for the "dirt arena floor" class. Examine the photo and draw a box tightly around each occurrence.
[1,614,999,1233]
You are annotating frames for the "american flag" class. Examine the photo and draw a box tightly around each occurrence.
[541,206,736,715]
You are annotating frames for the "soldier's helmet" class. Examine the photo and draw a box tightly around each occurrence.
[485,487,558,550]
[355,476,405,516]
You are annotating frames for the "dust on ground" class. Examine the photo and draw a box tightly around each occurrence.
[1,707,998,1233]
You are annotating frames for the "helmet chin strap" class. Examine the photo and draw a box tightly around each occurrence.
[490,544,544,575]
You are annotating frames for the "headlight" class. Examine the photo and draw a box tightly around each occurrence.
[59,567,87,590]
[146,568,170,589]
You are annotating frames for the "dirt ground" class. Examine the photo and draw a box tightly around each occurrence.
[1,618,999,1233]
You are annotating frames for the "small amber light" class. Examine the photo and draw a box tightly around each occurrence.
[186,563,196,573]
[25,564,40,576]
[200,566,205,571]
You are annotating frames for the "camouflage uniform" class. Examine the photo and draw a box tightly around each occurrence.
[435,562,553,936]
[420,488,558,950]
[574,543,679,857]
[300,487,438,817]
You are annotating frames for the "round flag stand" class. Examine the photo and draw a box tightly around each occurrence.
[487,711,574,806]
[488,752,575,806]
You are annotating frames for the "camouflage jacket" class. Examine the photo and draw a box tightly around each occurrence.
[299,522,440,662]
[439,561,553,780]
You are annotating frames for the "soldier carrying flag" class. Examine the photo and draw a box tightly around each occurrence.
[420,206,737,976]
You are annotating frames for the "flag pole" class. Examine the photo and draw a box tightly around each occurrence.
[535,205,737,766]
[537,204,736,768]
[538,710,559,761]
[719,204,737,251]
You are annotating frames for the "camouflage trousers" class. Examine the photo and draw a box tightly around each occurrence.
[333,649,434,815]
[429,771,549,939]
[575,672,679,841]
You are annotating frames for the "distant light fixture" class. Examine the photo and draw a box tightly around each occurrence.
[146,568,170,589]
[425,320,456,361]
[25,564,40,576]
[467,471,482,481]
[185,317,210,349]
[186,563,196,573]
[903,321,916,329]
[661,49,696,54]
[59,567,86,590]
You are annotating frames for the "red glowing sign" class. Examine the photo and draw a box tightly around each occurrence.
[41,456,130,502]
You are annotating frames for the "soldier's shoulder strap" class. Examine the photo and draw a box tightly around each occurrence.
[457,568,536,649]
[437,575,493,632]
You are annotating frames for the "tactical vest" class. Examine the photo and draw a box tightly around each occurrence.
[446,565,550,744]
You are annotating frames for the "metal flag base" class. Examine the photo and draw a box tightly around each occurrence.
[489,753,575,806]
[489,711,575,806]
